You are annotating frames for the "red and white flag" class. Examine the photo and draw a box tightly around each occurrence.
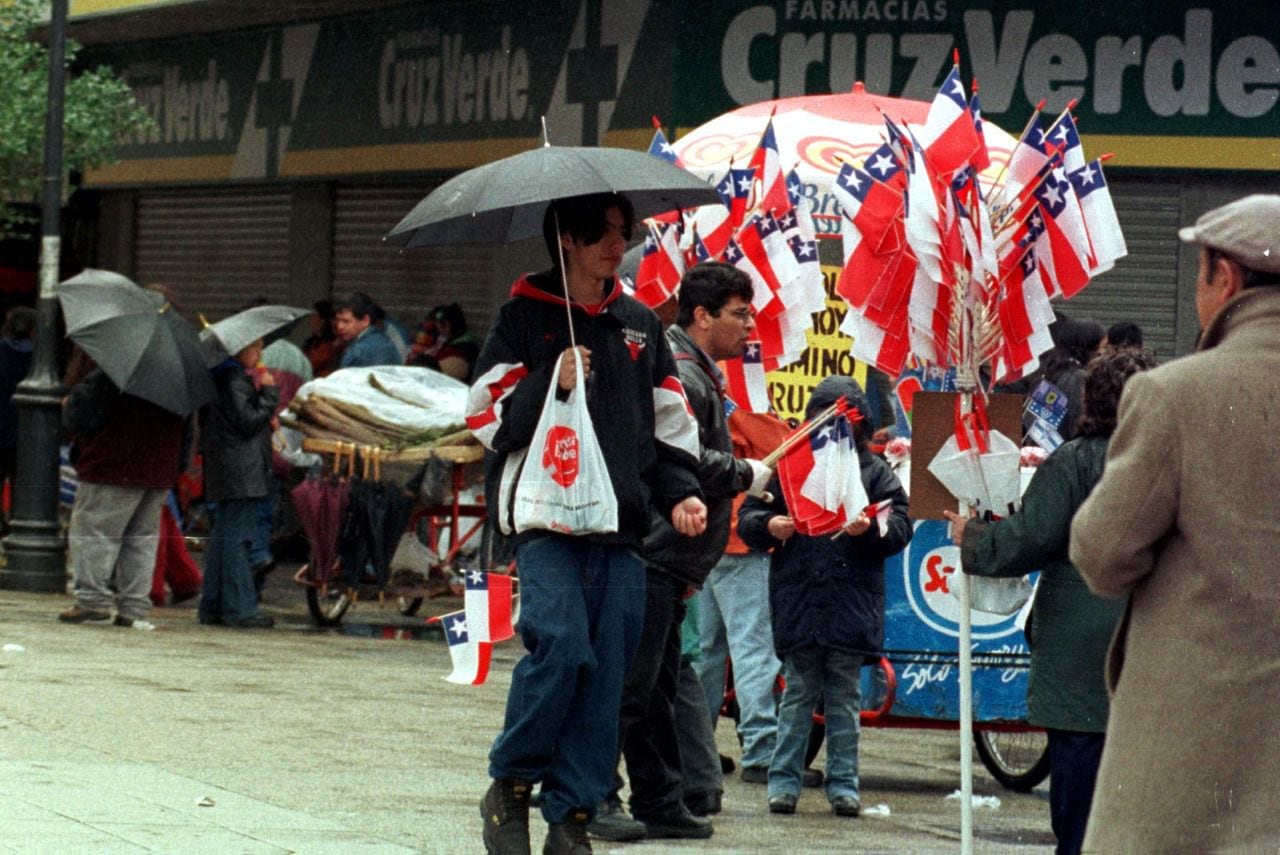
[633,222,685,308]
[721,341,771,413]
[464,569,515,643]
[440,608,492,685]
[918,65,983,176]
[1068,159,1127,276]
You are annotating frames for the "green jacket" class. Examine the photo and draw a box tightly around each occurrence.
[960,436,1126,732]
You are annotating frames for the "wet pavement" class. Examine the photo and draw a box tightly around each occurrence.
[0,565,1055,853]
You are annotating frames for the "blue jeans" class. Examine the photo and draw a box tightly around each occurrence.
[1046,729,1105,855]
[488,535,645,824]
[198,498,262,624]
[696,551,781,768]
[769,646,863,801]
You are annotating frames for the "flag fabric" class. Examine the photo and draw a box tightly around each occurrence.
[697,166,754,257]
[748,119,790,216]
[1069,158,1128,275]
[775,414,868,537]
[646,127,681,166]
[441,609,492,685]
[918,66,983,176]
[968,89,991,172]
[633,222,686,308]
[721,341,770,413]
[463,569,515,643]
[1033,168,1092,298]
[1047,112,1085,174]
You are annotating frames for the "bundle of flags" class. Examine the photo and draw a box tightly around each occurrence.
[431,570,517,685]
[637,119,828,413]
[771,399,872,537]
[828,61,1126,386]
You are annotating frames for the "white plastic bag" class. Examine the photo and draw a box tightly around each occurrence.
[926,430,1022,517]
[510,351,618,535]
[964,575,1034,616]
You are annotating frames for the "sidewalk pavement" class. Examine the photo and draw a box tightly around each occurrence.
[0,564,1054,853]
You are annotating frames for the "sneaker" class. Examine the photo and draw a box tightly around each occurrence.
[740,765,768,784]
[803,767,825,788]
[831,795,861,817]
[585,799,645,842]
[481,778,532,855]
[58,606,111,624]
[768,793,798,814]
[113,616,156,631]
[543,809,592,855]
[635,807,713,840]
[228,614,275,629]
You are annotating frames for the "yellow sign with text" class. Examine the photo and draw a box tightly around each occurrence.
[765,264,866,423]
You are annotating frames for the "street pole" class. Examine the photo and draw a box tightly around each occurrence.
[1,0,69,592]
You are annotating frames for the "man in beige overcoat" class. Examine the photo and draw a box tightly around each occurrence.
[1070,194,1280,851]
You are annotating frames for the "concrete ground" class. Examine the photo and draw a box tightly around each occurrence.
[0,564,1055,854]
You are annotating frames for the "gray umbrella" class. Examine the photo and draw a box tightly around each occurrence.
[384,144,721,248]
[200,304,311,364]
[56,269,215,417]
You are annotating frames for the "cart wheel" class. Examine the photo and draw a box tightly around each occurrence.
[397,596,424,616]
[306,586,352,626]
[975,729,1050,792]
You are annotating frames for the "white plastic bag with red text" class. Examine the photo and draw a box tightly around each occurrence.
[511,351,618,535]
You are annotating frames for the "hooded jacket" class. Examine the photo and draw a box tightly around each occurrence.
[640,324,753,586]
[200,360,279,502]
[466,271,701,549]
[738,376,911,657]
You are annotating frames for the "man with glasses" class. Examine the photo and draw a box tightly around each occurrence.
[590,262,772,842]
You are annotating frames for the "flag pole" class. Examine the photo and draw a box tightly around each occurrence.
[955,365,978,855]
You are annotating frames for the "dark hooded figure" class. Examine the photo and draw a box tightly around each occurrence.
[737,375,911,817]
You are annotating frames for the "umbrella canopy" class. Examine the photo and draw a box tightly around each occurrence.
[384,144,722,248]
[200,304,311,363]
[673,82,1016,195]
[56,269,215,417]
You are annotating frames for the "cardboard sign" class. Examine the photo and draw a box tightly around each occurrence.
[909,392,1024,520]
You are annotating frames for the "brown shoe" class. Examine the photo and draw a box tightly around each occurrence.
[481,778,532,855]
[543,809,592,855]
[58,606,111,624]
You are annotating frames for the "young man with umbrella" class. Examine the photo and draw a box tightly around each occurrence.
[467,192,707,855]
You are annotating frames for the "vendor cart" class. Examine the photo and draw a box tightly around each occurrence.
[292,437,492,626]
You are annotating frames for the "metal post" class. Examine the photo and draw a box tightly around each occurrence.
[1,0,69,592]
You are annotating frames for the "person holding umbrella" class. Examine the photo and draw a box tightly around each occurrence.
[54,270,210,630]
[197,336,279,629]
[59,360,194,630]
[469,192,707,855]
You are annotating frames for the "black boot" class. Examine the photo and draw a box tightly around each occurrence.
[481,778,533,855]
[543,809,593,855]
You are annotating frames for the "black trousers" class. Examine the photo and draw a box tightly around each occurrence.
[615,567,686,818]
[1045,728,1105,855]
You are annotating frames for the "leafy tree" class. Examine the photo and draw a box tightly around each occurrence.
[0,0,152,237]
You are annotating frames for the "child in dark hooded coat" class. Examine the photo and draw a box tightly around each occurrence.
[737,376,911,817]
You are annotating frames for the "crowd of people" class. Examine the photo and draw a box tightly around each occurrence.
[48,287,479,632]
[30,188,1280,854]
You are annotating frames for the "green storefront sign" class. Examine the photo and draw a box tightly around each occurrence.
[81,0,1280,186]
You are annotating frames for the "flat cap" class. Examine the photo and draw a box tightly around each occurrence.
[1178,194,1280,275]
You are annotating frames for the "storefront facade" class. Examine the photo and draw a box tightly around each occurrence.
[74,0,1280,356]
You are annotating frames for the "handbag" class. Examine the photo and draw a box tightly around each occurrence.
[508,350,618,536]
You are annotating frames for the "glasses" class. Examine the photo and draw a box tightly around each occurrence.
[722,307,754,322]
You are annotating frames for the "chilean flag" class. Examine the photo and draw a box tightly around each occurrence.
[749,118,790,216]
[633,222,685,308]
[464,570,514,643]
[919,66,982,176]
[721,341,771,413]
[441,609,492,685]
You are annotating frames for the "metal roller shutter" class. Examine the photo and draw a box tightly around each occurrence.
[1057,176,1182,361]
[331,182,496,338]
[134,187,294,322]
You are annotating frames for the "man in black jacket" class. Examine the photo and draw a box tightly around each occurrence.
[468,193,707,855]
[591,263,771,842]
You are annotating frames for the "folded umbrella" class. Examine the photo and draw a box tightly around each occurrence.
[384,143,722,248]
[56,269,215,417]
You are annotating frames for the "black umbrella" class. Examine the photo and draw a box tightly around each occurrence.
[384,143,722,248]
[56,269,215,417]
